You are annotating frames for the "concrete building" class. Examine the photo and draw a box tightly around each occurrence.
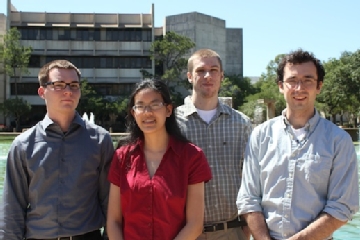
[165,12,243,76]
[1,1,244,126]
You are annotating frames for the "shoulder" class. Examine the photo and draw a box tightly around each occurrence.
[228,107,252,124]
[83,121,112,141]
[251,116,283,137]
[318,118,353,143]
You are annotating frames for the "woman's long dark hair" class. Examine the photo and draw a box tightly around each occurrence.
[117,79,188,148]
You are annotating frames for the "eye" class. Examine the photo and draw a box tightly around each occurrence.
[70,83,80,89]
[54,82,66,88]
[196,69,205,74]
[135,105,145,110]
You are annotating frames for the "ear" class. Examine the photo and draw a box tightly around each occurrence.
[38,87,45,99]
[220,71,224,82]
[131,109,135,118]
[187,72,192,84]
[316,81,323,94]
[166,104,173,117]
[278,81,284,94]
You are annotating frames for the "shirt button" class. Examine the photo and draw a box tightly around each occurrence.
[284,214,288,218]
[287,193,291,198]
[61,158,65,162]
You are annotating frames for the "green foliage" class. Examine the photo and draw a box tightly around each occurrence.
[0,97,31,131]
[219,75,257,109]
[77,79,105,116]
[2,28,32,97]
[140,31,195,106]
[151,31,195,83]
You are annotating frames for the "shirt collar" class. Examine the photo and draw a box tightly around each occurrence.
[182,96,232,117]
[41,111,86,130]
[281,108,320,132]
[130,135,182,157]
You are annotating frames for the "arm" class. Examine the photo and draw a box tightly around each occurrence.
[99,134,115,218]
[174,183,205,240]
[287,213,346,240]
[0,142,28,240]
[106,184,124,240]
[242,212,272,240]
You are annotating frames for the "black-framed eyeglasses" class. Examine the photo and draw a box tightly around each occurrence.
[43,81,81,91]
[132,102,166,113]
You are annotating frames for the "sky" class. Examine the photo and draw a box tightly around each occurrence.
[1,0,359,77]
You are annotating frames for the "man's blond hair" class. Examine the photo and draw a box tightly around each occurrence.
[187,49,223,73]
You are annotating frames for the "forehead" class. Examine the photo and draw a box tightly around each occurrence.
[284,62,317,78]
[192,56,221,69]
[48,68,79,82]
[134,88,163,102]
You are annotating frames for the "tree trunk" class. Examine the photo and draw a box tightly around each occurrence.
[13,67,18,97]
[331,114,337,124]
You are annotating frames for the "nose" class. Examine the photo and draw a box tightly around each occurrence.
[63,85,73,93]
[294,81,305,90]
[204,71,211,78]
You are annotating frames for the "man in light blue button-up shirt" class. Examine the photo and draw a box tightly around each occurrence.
[237,49,359,240]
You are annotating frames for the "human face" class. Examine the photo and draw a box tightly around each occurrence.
[187,56,223,99]
[279,61,322,115]
[131,88,172,135]
[38,68,81,117]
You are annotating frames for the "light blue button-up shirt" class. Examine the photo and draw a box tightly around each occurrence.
[237,109,359,240]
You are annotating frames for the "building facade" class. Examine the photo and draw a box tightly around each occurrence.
[1,0,243,126]
[165,12,243,76]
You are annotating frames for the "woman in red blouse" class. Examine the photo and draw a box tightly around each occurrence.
[107,79,212,240]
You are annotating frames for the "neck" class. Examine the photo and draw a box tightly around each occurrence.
[144,130,169,153]
[191,92,218,110]
[47,110,76,132]
[286,108,315,129]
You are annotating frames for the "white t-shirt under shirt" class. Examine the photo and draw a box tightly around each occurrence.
[291,126,306,141]
[197,108,217,124]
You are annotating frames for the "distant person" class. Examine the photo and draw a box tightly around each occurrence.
[237,49,359,240]
[0,60,114,240]
[107,79,212,240]
[176,49,252,240]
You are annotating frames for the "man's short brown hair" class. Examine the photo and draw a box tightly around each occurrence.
[38,60,81,86]
[187,49,223,73]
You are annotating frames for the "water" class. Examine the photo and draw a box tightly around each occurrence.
[0,140,359,239]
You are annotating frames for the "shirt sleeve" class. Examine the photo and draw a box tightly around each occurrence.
[236,127,264,215]
[98,133,115,219]
[108,147,125,187]
[323,133,359,221]
[0,139,29,240]
[187,144,212,185]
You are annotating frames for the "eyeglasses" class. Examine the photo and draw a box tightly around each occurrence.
[132,102,166,113]
[43,81,81,91]
[283,79,317,88]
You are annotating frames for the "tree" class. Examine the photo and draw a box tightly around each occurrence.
[219,75,257,110]
[140,31,195,106]
[77,79,105,118]
[243,54,286,120]
[150,31,195,83]
[0,97,31,131]
[2,28,32,97]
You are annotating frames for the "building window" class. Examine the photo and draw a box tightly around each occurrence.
[11,83,39,95]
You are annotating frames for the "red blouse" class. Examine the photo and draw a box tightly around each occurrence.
[108,136,212,240]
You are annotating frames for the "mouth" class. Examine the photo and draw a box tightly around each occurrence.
[143,119,156,124]
[293,96,306,101]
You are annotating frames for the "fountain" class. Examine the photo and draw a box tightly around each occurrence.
[82,112,89,122]
[89,112,95,124]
